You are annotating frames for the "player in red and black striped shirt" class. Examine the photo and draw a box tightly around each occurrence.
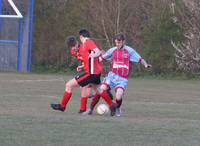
[69,36,99,113]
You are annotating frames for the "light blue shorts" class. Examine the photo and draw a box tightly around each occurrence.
[102,72,128,90]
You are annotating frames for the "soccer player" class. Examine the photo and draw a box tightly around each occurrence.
[50,29,116,115]
[69,35,114,114]
[68,36,93,113]
[84,32,152,116]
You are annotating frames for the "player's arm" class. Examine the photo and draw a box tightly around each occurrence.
[139,58,152,68]
[86,40,102,58]
[70,47,78,57]
[89,48,102,58]
[129,47,152,68]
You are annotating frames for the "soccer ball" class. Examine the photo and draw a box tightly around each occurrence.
[96,104,109,115]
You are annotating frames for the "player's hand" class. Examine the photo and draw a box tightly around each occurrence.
[77,65,84,72]
[145,64,152,68]
[77,56,83,61]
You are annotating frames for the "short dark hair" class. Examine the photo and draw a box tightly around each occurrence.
[114,32,125,41]
[79,28,90,37]
[67,36,77,48]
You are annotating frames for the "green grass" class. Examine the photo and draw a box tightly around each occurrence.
[0,73,200,146]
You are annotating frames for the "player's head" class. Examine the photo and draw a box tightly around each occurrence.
[114,32,125,49]
[67,36,78,50]
[114,32,125,41]
[79,28,90,38]
[79,28,90,43]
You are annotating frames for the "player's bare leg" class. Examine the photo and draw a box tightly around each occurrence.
[115,88,124,116]
[115,89,124,116]
[51,78,79,112]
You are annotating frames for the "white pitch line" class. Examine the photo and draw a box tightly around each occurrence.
[8,78,65,83]
[3,94,57,98]
[131,101,200,106]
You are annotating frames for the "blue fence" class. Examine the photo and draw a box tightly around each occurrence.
[27,0,34,72]
[0,0,2,14]
[0,0,34,72]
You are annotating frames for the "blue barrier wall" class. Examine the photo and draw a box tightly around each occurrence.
[0,0,2,14]
[0,0,34,72]
[27,0,34,72]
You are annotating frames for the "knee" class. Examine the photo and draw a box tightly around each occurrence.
[65,82,72,92]
[116,88,124,100]
[97,84,108,94]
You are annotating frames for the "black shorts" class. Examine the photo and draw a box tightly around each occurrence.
[75,72,101,87]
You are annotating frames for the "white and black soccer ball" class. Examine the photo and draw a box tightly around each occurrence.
[96,104,109,115]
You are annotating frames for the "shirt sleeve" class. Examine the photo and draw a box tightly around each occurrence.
[129,47,142,63]
[86,39,97,52]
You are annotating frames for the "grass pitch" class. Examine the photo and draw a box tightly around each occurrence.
[0,73,200,146]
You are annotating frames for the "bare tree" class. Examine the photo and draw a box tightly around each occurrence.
[171,0,200,73]
[87,0,153,49]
